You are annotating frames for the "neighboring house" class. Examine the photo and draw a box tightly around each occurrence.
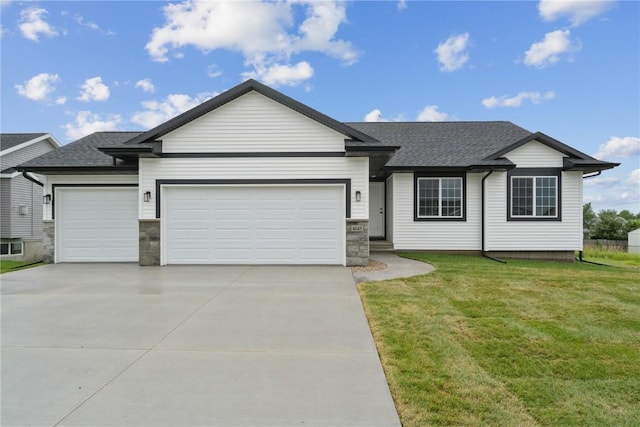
[1,133,61,262]
[17,80,618,266]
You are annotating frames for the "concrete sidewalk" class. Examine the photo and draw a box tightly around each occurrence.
[352,252,435,283]
[1,264,400,427]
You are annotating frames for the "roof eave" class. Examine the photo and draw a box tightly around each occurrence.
[563,158,620,173]
[15,165,139,174]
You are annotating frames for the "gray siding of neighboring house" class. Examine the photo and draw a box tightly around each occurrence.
[1,178,11,236]
[8,175,43,239]
[0,140,55,171]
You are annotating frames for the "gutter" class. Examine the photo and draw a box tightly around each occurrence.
[22,171,44,187]
[481,169,506,264]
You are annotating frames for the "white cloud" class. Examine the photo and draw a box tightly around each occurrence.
[207,64,223,79]
[524,29,581,68]
[416,105,449,121]
[15,73,60,101]
[627,169,640,187]
[434,32,470,72]
[398,0,407,11]
[78,77,110,102]
[538,0,615,27]
[593,136,640,159]
[364,109,385,122]
[55,97,67,105]
[135,78,156,93]
[131,92,216,129]
[481,91,556,108]
[145,0,356,85]
[583,176,619,187]
[74,14,116,35]
[242,61,313,87]
[63,111,121,140]
[19,7,58,41]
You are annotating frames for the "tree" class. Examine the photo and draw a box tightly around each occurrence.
[592,209,628,240]
[583,203,597,237]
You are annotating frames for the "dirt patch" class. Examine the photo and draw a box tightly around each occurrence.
[351,259,388,273]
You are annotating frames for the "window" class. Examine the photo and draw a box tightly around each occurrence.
[510,176,558,218]
[0,241,23,256]
[416,176,464,220]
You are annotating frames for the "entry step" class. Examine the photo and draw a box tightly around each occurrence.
[369,240,394,251]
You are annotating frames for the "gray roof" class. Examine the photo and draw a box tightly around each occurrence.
[346,121,532,168]
[0,133,47,151]
[18,132,142,170]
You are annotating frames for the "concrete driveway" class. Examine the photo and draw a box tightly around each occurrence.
[1,264,400,427]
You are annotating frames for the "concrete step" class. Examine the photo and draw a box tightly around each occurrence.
[369,240,394,251]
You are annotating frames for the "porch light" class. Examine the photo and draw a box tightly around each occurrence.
[143,191,152,203]
[355,191,361,202]
[43,194,51,205]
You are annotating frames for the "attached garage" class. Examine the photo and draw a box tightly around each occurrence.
[163,185,345,265]
[56,187,138,262]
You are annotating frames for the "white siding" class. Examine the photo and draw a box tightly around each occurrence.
[391,172,482,250]
[386,175,394,243]
[485,171,583,251]
[44,175,138,220]
[139,157,368,220]
[505,141,565,168]
[9,176,43,239]
[162,92,346,153]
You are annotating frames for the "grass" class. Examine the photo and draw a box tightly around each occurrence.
[358,254,640,426]
[581,246,640,269]
[0,260,43,274]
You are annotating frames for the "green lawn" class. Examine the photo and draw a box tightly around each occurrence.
[0,260,43,274]
[358,254,640,427]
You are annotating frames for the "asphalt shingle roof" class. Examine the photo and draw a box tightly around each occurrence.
[18,132,142,169]
[345,121,532,168]
[0,133,47,151]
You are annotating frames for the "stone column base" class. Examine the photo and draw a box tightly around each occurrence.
[139,219,160,266]
[346,219,369,266]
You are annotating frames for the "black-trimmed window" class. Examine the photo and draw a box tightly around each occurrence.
[0,241,23,256]
[415,174,465,221]
[508,169,561,221]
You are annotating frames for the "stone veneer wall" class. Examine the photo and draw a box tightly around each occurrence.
[139,219,160,266]
[42,220,54,263]
[346,219,369,266]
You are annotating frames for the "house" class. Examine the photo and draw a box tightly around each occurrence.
[16,80,618,266]
[1,133,61,262]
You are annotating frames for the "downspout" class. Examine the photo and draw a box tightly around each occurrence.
[22,171,44,187]
[481,169,506,263]
[579,170,602,262]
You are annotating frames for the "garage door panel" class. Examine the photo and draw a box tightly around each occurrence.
[165,186,343,265]
[57,188,138,262]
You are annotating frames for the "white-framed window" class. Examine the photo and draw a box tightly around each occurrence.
[0,241,23,256]
[416,177,464,219]
[510,176,558,218]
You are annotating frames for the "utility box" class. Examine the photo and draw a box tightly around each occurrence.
[629,229,640,253]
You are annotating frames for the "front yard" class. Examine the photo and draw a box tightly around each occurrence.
[358,254,640,426]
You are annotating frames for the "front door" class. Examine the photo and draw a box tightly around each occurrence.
[369,182,385,238]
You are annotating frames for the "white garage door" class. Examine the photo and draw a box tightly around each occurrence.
[164,186,344,265]
[56,188,138,262]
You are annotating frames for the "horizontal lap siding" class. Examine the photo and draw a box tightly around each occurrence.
[504,141,565,167]
[386,175,393,242]
[392,173,482,250]
[0,179,11,236]
[162,92,346,153]
[8,176,41,239]
[0,140,56,170]
[44,175,138,220]
[485,171,583,251]
[140,157,368,219]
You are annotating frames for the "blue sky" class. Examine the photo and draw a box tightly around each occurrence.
[1,0,638,212]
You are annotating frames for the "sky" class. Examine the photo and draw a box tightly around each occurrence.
[1,0,638,213]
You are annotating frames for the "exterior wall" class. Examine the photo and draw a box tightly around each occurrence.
[42,220,54,263]
[162,92,346,153]
[0,139,56,171]
[139,157,368,220]
[43,175,138,220]
[346,219,369,266]
[0,178,11,236]
[503,141,565,167]
[8,175,43,239]
[391,172,482,250]
[139,219,160,266]
[484,171,583,251]
[385,175,394,243]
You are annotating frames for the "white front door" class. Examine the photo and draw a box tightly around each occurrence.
[369,182,385,238]
[164,185,345,265]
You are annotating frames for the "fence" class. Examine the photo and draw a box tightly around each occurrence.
[584,239,628,251]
